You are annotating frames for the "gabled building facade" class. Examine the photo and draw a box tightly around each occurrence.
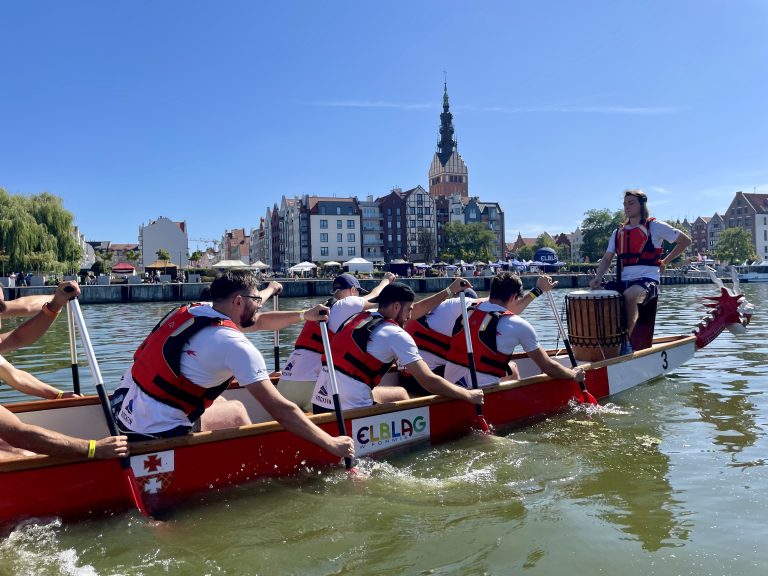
[139,216,188,269]
[307,197,361,263]
[724,191,768,259]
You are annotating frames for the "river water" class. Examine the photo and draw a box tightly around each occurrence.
[0,283,766,575]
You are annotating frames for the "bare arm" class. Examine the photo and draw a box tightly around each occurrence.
[510,275,558,315]
[0,405,128,459]
[251,303,329,332]
[258,281,283,301]
[406,359,484,404]
[660,232,692,271]
[589,251,616,289]
[245,379,354,459]
[0,363,76,399]
[412,278,470,320]
[0,295,51,318]
[0,281,80,353]
[527,347,584,382]
[363,272,396,304]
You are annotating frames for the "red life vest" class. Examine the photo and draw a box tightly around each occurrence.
[447,307,515,377]
[293,297,337,354]
[616,218,662,267]
[131,304,239,422]
[405,302,477,361]
[330,311,398,388]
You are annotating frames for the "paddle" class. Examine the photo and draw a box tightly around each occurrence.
[65,302,81,395]
[273,293,280,372]
[545,290,598,405]
[69,298,151,517]
[459,290,491,433]
[318,312,356,472]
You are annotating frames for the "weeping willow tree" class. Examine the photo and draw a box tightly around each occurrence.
[0,189,82,274]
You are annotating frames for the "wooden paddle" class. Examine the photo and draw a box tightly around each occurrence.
[69,298,151,517]
[318,312,356,471]
[273,293,280,372]
[545,290,598,405]
[459,290,491,433]
[64,303,81,395]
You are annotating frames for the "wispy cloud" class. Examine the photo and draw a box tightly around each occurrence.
[310,100,432,110]
[310,100,682,115]
[459,105,683,115]
[649,186,673,195]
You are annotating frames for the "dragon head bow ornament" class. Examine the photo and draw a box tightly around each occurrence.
[693,266,754,349]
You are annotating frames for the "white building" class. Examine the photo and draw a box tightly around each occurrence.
[308,197,361,263]
[139,216,188,269]
[569,227,583,263]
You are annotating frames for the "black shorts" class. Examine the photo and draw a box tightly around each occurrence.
[623,278,659,305]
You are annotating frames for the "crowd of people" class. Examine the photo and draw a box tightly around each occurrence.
[0,189,690,467]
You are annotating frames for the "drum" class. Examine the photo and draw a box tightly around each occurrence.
[565,290,624,361]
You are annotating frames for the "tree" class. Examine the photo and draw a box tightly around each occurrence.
[663,220,691,263]
[442,222,496,263]
[533,234,557,251]
[580,209,624,262]
[556,244,571,263]
[97,249,113,272]
[417,229,436,262]
[715,228,756,264]
[0,188,82,273]
[124,250,140,267]
[190,250,204,266]
[516,245,534,261]
[156,248,171,261]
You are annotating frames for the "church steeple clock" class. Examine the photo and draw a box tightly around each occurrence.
[428,81,468,199]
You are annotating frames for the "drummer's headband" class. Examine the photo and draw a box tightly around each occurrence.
[624,190,647,204]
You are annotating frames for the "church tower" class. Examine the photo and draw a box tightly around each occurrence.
[428,82,468,198]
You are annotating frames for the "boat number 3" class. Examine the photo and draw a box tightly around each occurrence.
[661,350,669,370]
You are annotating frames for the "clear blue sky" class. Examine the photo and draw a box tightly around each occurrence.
[2,1,766,252]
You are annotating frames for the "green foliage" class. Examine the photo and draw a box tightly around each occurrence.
[0,188,82,273]
[556,244,570,263]
[91,259,106,276]
[715,228,756,264]
[442,222,496,263]
[190,250,204,264]
[156,248,171,261]
[662,220,691,263]
[516,245,534,261]
[580,208,624,262]
[533,234,557,250]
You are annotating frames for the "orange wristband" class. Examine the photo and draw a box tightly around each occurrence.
[41,302,60,318]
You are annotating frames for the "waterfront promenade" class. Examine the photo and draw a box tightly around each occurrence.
[1,273,716,304]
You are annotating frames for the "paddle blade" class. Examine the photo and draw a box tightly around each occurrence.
[580,385,599,406]
[123,466,151,517]
[473,415,492,435]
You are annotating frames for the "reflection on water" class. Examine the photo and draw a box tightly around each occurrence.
[1,284,767,574]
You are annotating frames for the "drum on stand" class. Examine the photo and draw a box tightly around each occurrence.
[565,290,624,361]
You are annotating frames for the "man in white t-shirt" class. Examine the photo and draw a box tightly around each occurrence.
[444,272,585,389]
[310,281,484,412]
[277,272,396,410]
[111,270,354,461]
[590,189,691,349]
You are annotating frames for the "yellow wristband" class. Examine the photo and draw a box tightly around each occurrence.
[299,309,305,322]
[41,302,60,318]
[87,439,96,459]
[55,390,64,399]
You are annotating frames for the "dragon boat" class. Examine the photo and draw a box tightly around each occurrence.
[0,277,753,527]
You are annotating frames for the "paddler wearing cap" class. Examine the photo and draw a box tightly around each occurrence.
[277,272,396,410]
[310,279,484,412]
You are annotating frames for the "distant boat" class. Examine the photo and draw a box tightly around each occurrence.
[736,260,768,283]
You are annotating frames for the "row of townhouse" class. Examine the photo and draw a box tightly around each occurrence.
[691,191,768,260]
[246,189,505,272]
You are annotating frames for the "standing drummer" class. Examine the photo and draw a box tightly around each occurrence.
[589,189,691,353]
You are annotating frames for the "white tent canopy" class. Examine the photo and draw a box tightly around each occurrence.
[343,257,374,273]
[212,259,250,269]
[251,260,270,270]
[322,261,342,267]
[288,261,317,273]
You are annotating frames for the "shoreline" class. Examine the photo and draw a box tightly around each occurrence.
[1,273,716,304]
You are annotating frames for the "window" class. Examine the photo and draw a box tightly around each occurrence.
[417,220,423,228]
[337,233,343,242]
[336,207,341,215]
[321,247,329,256]
[388,234,392,241]
[397,234,401,241]
[337,247,344,256]
[348,247,356,256]
[320,207,327,215]
[320,219,328,229]
[425,207,431,215]
[409,207,416,215]
[425,219,431,227]
[347,219,355,229]
[337,220,343,229]
[320,233,328,242]
[348,233,355,242]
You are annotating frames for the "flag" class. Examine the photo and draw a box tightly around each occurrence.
[696,252,704,262]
